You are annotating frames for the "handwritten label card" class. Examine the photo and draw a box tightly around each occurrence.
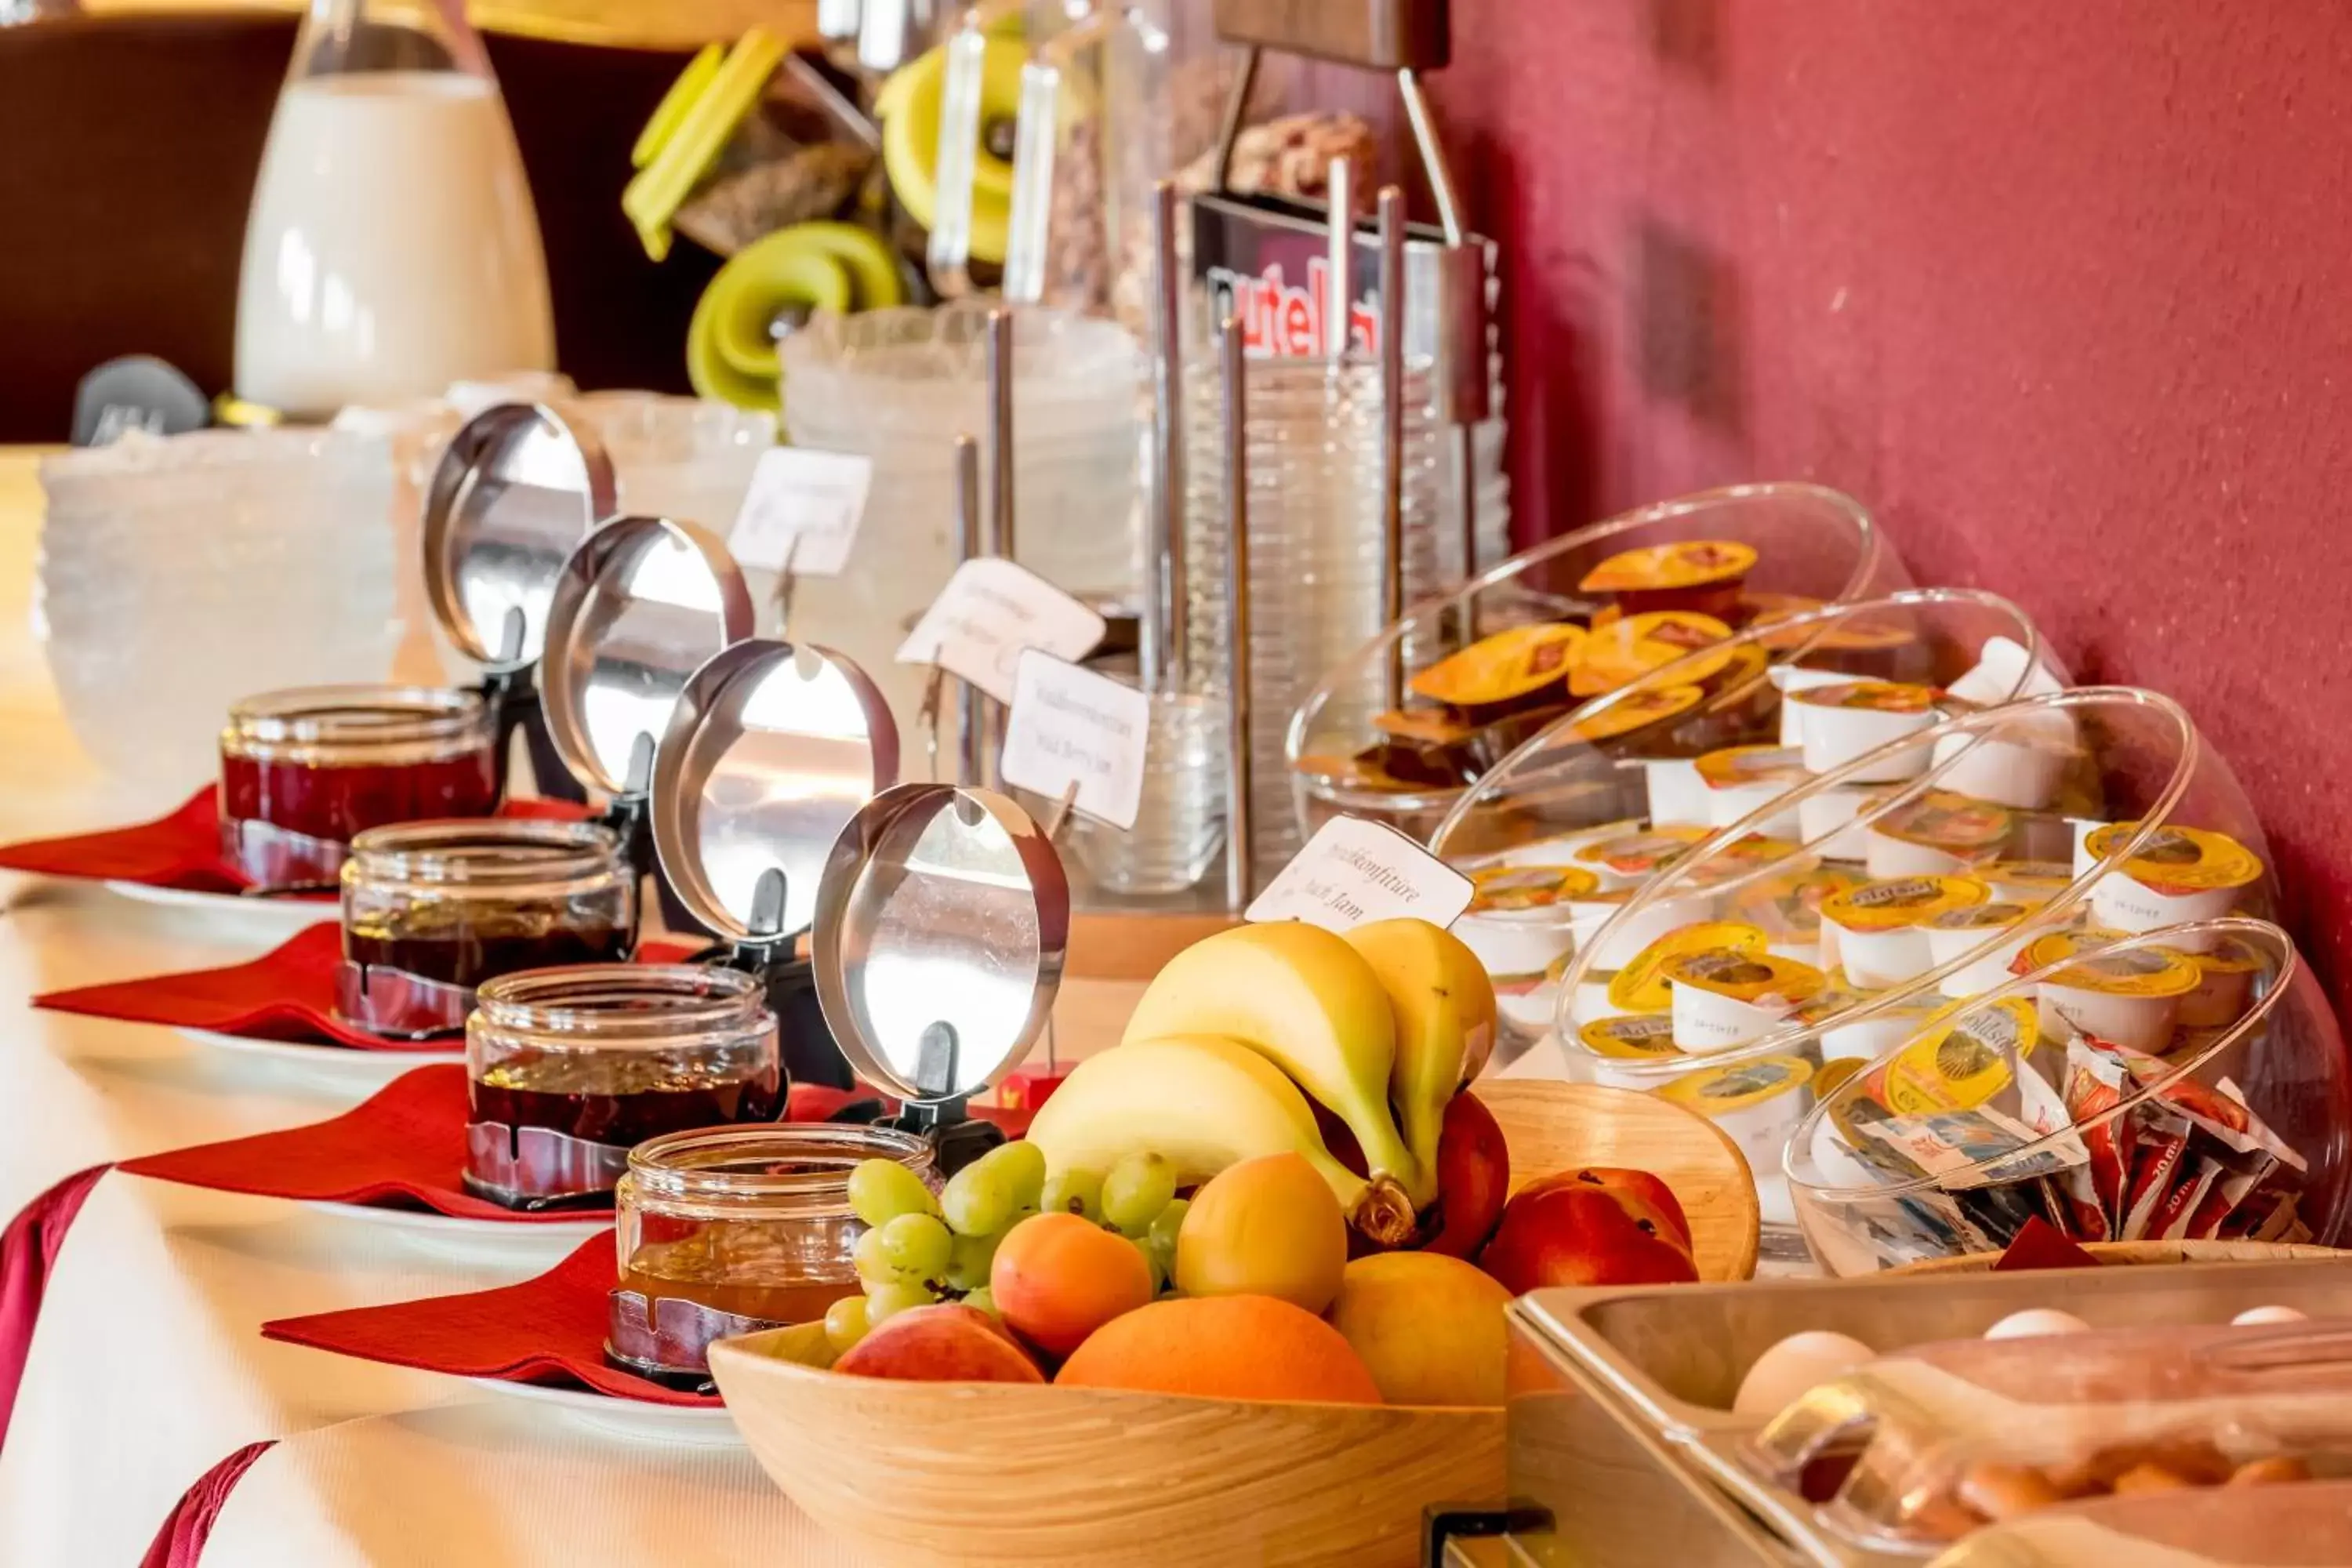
[999,651,1152,830]
[895,557,1106,703]
[1245,816,1475,933]
[728,448,874,577]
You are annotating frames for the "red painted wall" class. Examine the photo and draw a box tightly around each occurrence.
[1425,0,2352,1004]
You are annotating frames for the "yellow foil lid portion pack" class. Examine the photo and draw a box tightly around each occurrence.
[1656,1054,1816,1116]
[1579,539,1759,593]
[1735,866,1869,942]
[1606,921,1770,1014]
[1577,1014,1683,1062]
[1410,622,1587,710]
[1820,874,1990,933]
[1467,865,1602,914]
[1662,949,1828,1007]
[1556,681,1705,744]
[1871,791,2013,861]
[1575,826,1710,879]
[1571,612,1733,695]
[1788,679,1941,715]
[2019,929,2204,997]
[2083,822,2263,893]
[1864,996,2043,1116]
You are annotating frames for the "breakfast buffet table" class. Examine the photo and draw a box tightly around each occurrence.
[0,451,862,1565]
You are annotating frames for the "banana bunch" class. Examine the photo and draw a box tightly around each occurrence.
[1025,920,1497,1247]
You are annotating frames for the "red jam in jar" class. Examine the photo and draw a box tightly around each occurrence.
[334,818,636,1039]
[219,685,498,890]
[464,966,783,1212]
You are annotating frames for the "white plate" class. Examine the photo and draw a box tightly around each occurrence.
[104,880,335,935]
[463,1377,742,1446]
[302,1200,609,1261]
[178,1026,459,1094]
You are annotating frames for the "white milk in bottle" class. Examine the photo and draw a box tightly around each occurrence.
[234,1,554,418]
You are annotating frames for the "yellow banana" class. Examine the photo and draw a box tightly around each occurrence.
[1022,1035,1414,1243]
[1340,918,1499,1181]
[1119,922,1430,1208]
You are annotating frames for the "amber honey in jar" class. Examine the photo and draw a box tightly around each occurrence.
[335,818,635,1037]
[219,684,499,890]
[464,966,782,1212]
[608,1124,936,1388]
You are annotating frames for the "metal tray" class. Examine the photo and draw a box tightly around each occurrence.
[1497,1258,2352,1567]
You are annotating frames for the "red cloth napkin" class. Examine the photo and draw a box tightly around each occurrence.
[34,924,710,1051]
[1992,1216,2105,1271]
[0,1164,110,1451]
[118,1066,608,1225]
[261,1233,714,1406]
[0,788,242,891]
[140,1440,275,1568]
[0,786,590,893]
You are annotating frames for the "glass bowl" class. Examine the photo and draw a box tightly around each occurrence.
[1553,686,2279,1235]
[1785,918,2351,1274]
[1284,481,1908,851]
[1413,587,2052,1046]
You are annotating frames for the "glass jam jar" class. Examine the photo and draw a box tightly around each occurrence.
[464,965,783,1212]
[335,819,636,1038]
[219,684,499,889]
[607,1123,935,1388]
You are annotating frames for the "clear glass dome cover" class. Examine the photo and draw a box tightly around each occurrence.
[1411,587,2054,1044]
[1284,481,1907,851]
[1552,686,2281,1232]
[1785,918,2350,1275]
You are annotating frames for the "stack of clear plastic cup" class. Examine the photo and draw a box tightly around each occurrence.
[1055,655,1227,897]
[1181,350,1446,881]
[37,429,399,787]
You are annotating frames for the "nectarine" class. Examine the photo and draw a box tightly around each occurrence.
[1328,1253,1509,1407]
[991,1210,1154,1359]
[1056,1295,1381,1404]
[833,1303,1044,1384]
[1478,1170,1697,1294]
[1424,1091,1510,1258]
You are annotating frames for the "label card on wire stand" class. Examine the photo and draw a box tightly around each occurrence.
[999,650,1152,830]
[895,557,1107,704]
[1245,816,1475,933]
[728,448,874,576]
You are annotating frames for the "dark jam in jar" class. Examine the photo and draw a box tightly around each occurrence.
[463,967,781,1211]
[219,686,499,889]
[334,819,637,1039]
[606,1125,935,1388]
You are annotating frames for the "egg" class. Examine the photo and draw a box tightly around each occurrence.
[2232,1305,2309,1327]
[1984,1308,2090,1340]
[1733,1330,1876,1417]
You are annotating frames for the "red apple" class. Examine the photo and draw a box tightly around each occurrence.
[1477,1170,1699,1294]
[833,1303,1044,1384]
[1423,1091,1511,1259]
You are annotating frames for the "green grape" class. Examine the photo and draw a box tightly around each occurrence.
[877,1212,953,1281]
[848,1158,938,1229]
[853,1226,903,1284]
[1040,1167,1105,1222]
[823,1294,870,1354]
[945,1229,1002,1293]
[864,1279,935,1326]
[1101,1152,1179,1236]
[1132,1235,1165,1294]
[978,1140,1047,1210]
[961,1286,998,1317]
[940,1160,1019,1239]
[1145,1197,1189,1284]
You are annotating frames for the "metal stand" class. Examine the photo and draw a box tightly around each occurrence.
[1219,314,1254,911]
[700,866,858,1092]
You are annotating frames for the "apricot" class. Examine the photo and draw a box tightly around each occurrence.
[1174,1152,1347,1313]
[1327,1252,1510,1407]
[833,1303,1044,1384]
[990,1210,1154,1359]
[1056,1295,1382,1404]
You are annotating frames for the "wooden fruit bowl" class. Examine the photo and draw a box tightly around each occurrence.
[709,1081,1759,1567]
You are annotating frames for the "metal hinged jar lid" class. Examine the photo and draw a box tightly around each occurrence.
[541,515,757,800]
[650,638,902,946]
[422,402,618,672]
[811,783,1069,1103]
